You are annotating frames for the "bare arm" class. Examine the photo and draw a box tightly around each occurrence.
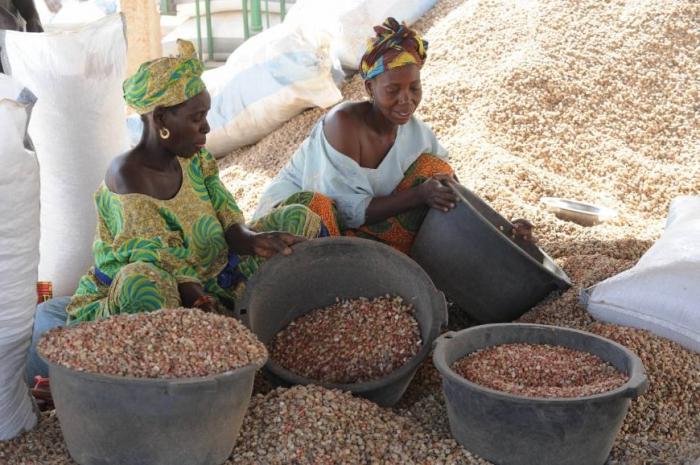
[178,224,306,312]
[12,0,42,31]
[0,6,19,30]
[365,189,425,225]
[365,176,459,225]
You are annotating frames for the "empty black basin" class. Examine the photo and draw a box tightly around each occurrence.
[411,184,571,323]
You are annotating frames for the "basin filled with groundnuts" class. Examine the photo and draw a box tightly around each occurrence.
[38,308,268,465]
[236,236,448,407]
[433,323,648,465]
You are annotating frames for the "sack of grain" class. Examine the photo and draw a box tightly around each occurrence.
[0,14,129,298]
[284,0,438,71]
[0,74,40,440]
[582,196,700,353]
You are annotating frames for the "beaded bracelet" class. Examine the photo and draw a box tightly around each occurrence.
[192,295,216,309]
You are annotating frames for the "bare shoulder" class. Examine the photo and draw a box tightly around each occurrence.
[322,101,368,158]
[104,152,141,194]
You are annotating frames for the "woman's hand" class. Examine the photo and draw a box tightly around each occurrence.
[418,174,459,212]
[251,232,306,258]
[226,224,305,257]
[178,282,218,312]
[25,17,43,32]
[511,218,538,243]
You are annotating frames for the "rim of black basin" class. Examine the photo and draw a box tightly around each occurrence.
[433,323,648,404]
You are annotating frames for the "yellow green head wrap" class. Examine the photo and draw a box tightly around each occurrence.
[360,17,428,81]
[123,40,206,114]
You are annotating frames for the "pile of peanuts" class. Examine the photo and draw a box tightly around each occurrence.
[452,343,629,398]
[38,308,268,378]
[270,296,422,384]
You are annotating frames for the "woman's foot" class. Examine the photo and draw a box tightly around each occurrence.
[31,376,54,411]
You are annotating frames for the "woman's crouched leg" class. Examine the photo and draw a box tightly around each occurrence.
[251,203,329,239]
[275,191,342,236]
[68,262,181,323]
[107,262,181,314]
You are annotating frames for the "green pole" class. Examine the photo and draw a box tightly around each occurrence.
[195,0,203,61]
[204,0,214,61]
[242,0,250,39]
[251,0,262,35]
[280,0,285,20]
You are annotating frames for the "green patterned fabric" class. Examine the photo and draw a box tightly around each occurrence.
[237,204,325,279]
[123,39,206,115]
[272,154,454,255]
[67,149,323,323]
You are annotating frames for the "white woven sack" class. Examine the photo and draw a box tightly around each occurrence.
[284,0,437,70]
[0,75,40,440]
[581,196,700,353]
[1,14,129,297]
[205,22,342,157]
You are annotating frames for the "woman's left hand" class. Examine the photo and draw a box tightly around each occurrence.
[511,218,538,243]
[25,17,43,32]
[251,232,306,258]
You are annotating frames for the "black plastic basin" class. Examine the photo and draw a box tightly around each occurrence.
[433,323,648,465]
[43,357,265,465]
[411,184,571,323]
[236,236,447,407]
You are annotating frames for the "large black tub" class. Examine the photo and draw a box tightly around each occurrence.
[43,358,264,465]
[433,323,648,465]
[411,184,571,323]
[236,236,447,407]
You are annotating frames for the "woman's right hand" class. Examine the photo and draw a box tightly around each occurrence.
[418,174,459,212]
[251,231,306,258]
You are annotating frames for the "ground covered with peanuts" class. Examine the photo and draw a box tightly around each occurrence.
[1,0,698,463]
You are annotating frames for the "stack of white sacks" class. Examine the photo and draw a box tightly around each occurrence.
[0,75,40,440]
[0,14,128,439]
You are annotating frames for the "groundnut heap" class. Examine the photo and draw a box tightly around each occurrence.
[38,308,268,379]
[452,343,629,398]
[270,296,422,384]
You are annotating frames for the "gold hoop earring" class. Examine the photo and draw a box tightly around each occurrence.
[159,127,170,140]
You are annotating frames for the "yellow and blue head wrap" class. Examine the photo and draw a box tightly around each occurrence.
[359,17,428,81]
[123,40,206,114]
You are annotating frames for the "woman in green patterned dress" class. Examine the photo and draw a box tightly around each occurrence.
[65,39,326,322]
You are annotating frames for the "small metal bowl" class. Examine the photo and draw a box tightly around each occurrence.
[541,197,617,226]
